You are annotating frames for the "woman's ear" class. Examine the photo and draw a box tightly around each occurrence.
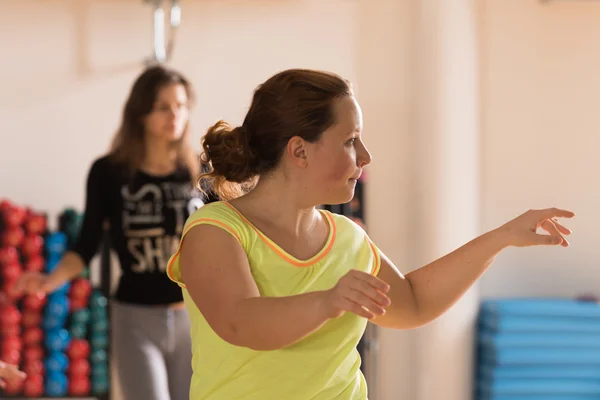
[286,136,309,168]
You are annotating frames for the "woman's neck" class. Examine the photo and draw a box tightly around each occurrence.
[236,174,320,238]
[142,138,178,175]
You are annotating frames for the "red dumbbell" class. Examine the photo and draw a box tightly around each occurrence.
[0,323,21,337]
[25,211,47,236]
[23,327,44,346]
[0,304,21,325]
[23,293,46,312]
[1,279,22,303]
[1,347,21,365]
[69,296,89,312]
[23,345,44,363]
[24,254,45,272]
[2,204,27,228]
[0,305,21,336]
[21,234,43,258]
[2,261,22,281]
[67,339,90,360]
[23,374,44,397]
[1,335,23,354]
[0,200,13,214]
[68,358,90,377]
[22,310,42,328]
[69,376,91,396]
[2,226,25,248]
[23,359,44,376]
[0,247,18,265]
[70,278,93,301]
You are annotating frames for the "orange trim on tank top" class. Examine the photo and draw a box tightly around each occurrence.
[367,239,381,276]
[166,218,242,289]
[222,202,336,267]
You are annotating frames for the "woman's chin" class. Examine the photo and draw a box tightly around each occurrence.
[164,132,184,143]
[324,185,356,206]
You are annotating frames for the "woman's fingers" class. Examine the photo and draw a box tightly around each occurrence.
[533,208,575,221]
[352,279,391,306]
[348,289,387,316]
[343,298,376,319]
[525,208,574,247]
[552,218,572,235]
[333,270,392,319]
[540,220,569,247]
[351,270,390,293]
[530,232,563,246]
[498,207,575,248]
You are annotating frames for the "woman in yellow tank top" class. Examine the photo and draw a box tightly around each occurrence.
[167,69,575,400]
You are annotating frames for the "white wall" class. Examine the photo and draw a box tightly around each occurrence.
[480,0,600,298]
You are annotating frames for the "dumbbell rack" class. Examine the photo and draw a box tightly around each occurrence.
[7,230,112,400]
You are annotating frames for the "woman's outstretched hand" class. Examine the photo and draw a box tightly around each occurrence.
[496,207,575,248]
[322,270,391,320]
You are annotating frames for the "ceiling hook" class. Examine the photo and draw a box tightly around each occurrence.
[144,0,181,65]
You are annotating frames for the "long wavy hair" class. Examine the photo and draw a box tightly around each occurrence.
[108,65,198,180]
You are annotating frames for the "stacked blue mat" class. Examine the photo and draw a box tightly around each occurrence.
[476,298,600,400]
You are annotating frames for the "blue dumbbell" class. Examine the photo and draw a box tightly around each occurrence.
[46,294,70,319]
[44,232,68,259]
[45,351,69,373]
[46,255,61,273]
[45,371,68,397]
[48,290,67,302]
[45,328,71,352]
[43,314,68,331]
[54,281,71,296]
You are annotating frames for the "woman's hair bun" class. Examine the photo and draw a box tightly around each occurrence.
[199,120,258,200]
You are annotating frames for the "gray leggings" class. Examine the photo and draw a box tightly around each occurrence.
[111,301,192,400]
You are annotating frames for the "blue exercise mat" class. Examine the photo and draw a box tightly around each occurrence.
[478,332,600,348]
[477,378,600,394]
[475,298,600,400]
[479,347,600,366]
[479,315,600,334]
[480,298,600,319]
[478,365,600,381]
[477,394,600,400]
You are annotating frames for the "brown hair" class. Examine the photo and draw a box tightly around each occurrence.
[108,65,198,180]
[199,68,353,200]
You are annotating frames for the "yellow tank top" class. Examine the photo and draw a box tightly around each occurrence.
[167,201,381,400]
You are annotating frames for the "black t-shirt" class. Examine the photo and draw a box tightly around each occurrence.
[70,155,214,305]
